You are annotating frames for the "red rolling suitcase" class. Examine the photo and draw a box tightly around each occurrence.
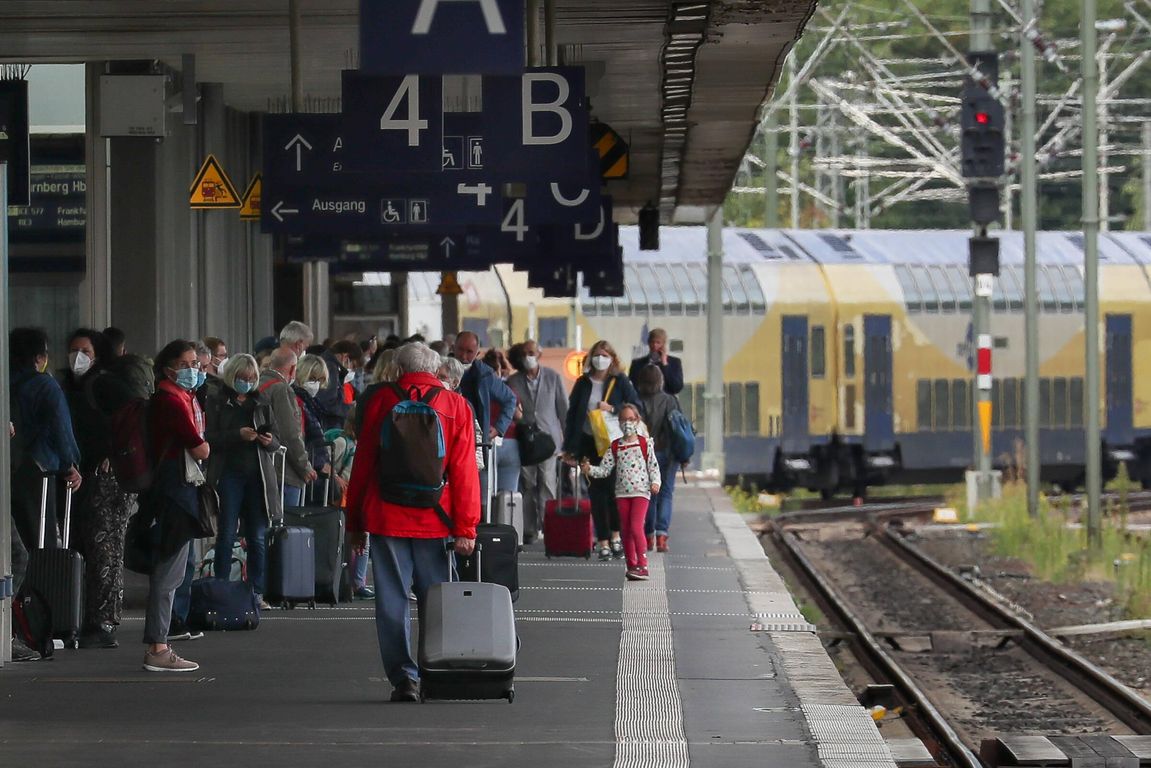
[22,475,83,648]
[543,465,594,559]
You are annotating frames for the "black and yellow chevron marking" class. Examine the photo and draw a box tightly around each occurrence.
[590,122,629,180]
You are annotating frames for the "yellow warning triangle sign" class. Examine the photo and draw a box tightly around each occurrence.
[189,154,241,209]
[239,174,262,220]
[436,271,464,296]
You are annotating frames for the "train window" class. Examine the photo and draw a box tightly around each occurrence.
[726,382,744,436]
[952,379,970,429]
[1049,265,1076,313]
[915,265,941,313]
[618,265,641,315]
[843,325,856,378]
[810,326,826,378]
[741,265,767,314]
[1001,267,1024,312]
[1036,266,1059,313]
[931,266,959,313]
[894,265,924,313]
[637,264,667,314]
[684,264,706,315]
[693,385,706,433]
[722,264,748,314]
[1039,378,1052,428]
[844,384,857,429]
[1070,377,1084,427]
[664,264,686,315]
[745,383,761,435]
[1052,377,1069,428]
[933,379,950,430]
[917,380,932,430]
[950,265,973,312]
[679,384,695,425]
[1003,377,1019,428]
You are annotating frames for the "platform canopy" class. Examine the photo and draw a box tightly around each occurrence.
[0,0,815,221]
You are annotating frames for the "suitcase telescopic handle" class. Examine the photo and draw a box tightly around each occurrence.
[37,473,74,549]
[444,539,482,583]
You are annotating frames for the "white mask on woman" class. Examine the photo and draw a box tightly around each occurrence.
[302,381,322,398]
[590,354,611,372]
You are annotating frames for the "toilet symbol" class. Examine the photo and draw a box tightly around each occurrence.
[410,200,429,223]
[467,137,484,169]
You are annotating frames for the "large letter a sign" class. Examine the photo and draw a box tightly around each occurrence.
[360,0,524,75]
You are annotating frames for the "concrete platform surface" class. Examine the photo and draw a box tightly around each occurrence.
[0,485,895,768]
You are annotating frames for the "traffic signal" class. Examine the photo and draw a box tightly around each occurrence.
[639,203,660,251]
[960,53,1005,179]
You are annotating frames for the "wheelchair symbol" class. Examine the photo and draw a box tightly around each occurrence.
[381,199,406,224]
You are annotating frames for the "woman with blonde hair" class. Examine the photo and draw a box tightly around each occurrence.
[560,340,639,560]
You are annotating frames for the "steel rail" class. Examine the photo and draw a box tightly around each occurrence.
[881,527,1151,734]
[775,527,983,768]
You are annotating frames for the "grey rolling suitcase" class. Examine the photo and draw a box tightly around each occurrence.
[418,544,517,702]
[492,491,524,548]
[265,447,316,609]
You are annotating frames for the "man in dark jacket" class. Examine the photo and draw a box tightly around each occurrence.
[455,331,516,511]
[316,340,362,431]
[628,327,683,395]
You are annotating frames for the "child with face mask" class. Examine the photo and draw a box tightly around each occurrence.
[581,404,661,581]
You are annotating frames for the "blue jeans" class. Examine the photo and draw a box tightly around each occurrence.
[645,452,677,537]
[370,535,452,686]
[215,469,269,595]
[352,536,371,589]
[283,484,303,509]
[172,546,196,623]
[495,437,521,494]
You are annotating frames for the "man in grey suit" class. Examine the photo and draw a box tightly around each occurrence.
[506,340,568,544]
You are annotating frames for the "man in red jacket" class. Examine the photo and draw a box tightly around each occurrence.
[347,342,480,702]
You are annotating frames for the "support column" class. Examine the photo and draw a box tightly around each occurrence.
[1082,0,1102,546]
[788,56,800,229]
[1021,0,1040,517]
[702,209,725,477]
[82,64,112,329]
[764,111,779,228]
[1142,122,1150,231]
[1,162,12,665]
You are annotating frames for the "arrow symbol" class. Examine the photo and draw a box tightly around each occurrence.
[440,236,455,258]
[271,201,299,222]
[285,134,313,172]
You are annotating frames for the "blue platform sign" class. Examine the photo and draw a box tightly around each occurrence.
[360,0,525,75]
[263,114,345,184]
[342,72,443,172]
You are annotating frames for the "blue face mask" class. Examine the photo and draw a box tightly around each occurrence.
[195,370,207,390]
[173,368,199,391]
[234,379,254,394]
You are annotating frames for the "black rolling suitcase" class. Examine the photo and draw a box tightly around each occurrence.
[265,447,316,609]
[284,478,347,606]
[458,439,519,601]
[418,543,517,702]
[22,475,83,649]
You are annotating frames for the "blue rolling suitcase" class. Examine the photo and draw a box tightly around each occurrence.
[189,578,260,631]
[284,478,347,606]
[418,543,517,703]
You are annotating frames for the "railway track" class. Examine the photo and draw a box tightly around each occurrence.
[769,503,1151,767]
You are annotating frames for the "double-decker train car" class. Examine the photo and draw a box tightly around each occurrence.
[399,226,1151,494]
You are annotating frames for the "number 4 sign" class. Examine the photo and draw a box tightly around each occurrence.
[342,71,443,172]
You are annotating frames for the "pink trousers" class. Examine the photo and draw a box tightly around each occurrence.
[616,496,650,570]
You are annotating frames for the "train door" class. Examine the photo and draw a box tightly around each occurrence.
[781,316,810,453]
[863,315,895,452]
[1105,314,1133,445]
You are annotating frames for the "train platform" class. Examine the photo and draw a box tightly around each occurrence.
[0,485,898,768]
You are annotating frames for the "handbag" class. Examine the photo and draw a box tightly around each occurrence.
[588,378,622,457]
[517,421,557,466]
[185,450,219,539]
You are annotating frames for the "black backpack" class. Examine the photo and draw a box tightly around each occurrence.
[12,585,53,658]
[376,384,447,510]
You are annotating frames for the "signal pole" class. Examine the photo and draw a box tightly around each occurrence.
[1021,0,1041,517]
[967,0,998,506]
[764,111,779,228]
[1083,0,1102,547]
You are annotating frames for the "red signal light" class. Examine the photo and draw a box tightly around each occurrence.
[975,111,990,125]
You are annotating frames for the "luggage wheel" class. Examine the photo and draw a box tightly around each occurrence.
[506,689,515,703]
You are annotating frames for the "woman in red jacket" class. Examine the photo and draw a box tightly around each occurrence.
[346,342,481,703]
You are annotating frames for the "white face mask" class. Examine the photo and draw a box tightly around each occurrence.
[591,354,611,372]
[302,381,322,398]
[214,356,229,372]
[69,350,92,377]
[523,355,539,371]
[343,370,356,385]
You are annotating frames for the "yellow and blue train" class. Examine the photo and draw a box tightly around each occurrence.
[402,226,1151,494]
